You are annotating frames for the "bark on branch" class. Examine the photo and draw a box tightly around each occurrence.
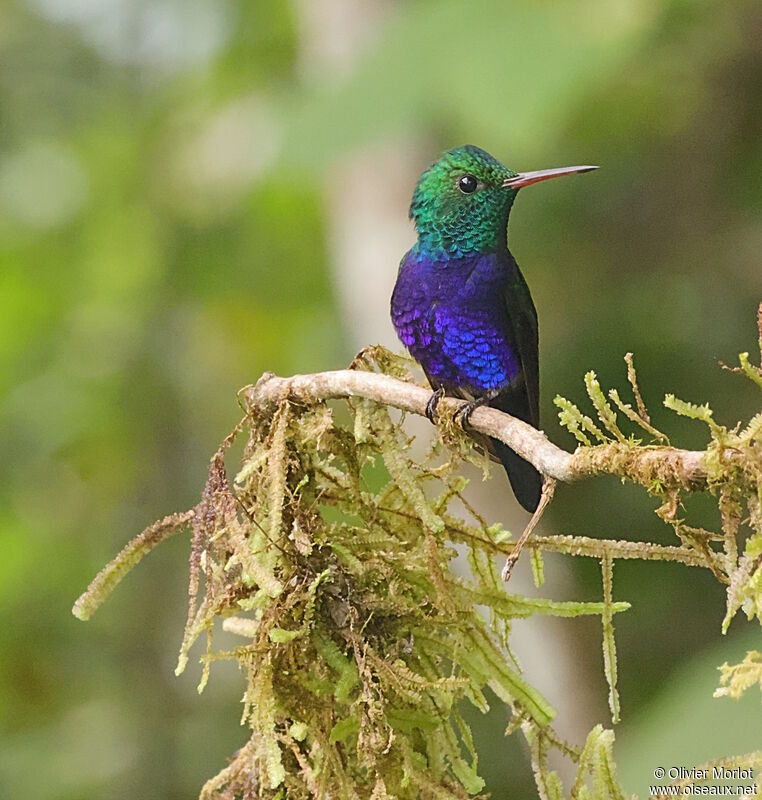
[245,369,708,488]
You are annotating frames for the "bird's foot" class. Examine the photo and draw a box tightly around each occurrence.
[454,391,498,431]
[454,398,485,431]
[425,387,446,423]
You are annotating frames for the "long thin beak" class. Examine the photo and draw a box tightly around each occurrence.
[502,164,598,189]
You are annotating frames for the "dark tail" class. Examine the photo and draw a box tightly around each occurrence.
[490,390,542,512]
[491,439,542,512]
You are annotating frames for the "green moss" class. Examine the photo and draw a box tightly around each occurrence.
[72,318,762,798]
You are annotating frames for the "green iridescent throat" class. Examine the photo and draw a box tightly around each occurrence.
[409,145,517,259]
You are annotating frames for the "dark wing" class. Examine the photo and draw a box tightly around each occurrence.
[488,252,541,511]
[499,252,539,427]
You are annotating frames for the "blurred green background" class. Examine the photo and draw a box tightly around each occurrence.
[1,1,760,797]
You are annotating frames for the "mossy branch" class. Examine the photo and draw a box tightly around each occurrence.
[71,308,762,799]
[244,368,707,490]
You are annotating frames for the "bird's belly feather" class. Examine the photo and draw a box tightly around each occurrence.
[435,305,519,391]
[390,250,521,393]
[392,295,518,392]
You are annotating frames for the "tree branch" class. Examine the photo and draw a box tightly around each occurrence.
[245,369,707,488]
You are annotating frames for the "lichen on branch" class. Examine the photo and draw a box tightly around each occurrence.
[71,307,762,799]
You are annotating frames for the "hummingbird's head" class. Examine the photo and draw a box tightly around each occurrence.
[410,144,597,259]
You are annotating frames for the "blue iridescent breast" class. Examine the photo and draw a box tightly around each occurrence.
[390,250,520,392]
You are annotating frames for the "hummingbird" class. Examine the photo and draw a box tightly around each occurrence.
[391,145,597,511]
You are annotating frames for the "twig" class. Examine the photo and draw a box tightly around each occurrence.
[502,479,556,580]
[530,534,715,568]
[624,352,650,424]
[72,510,194,621]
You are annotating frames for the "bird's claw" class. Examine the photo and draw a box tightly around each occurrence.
[425,388,446,423]
[454,399,484,431]
[454,390,500,430]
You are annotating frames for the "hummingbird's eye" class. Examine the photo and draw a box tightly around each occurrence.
[457,174,478,194]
